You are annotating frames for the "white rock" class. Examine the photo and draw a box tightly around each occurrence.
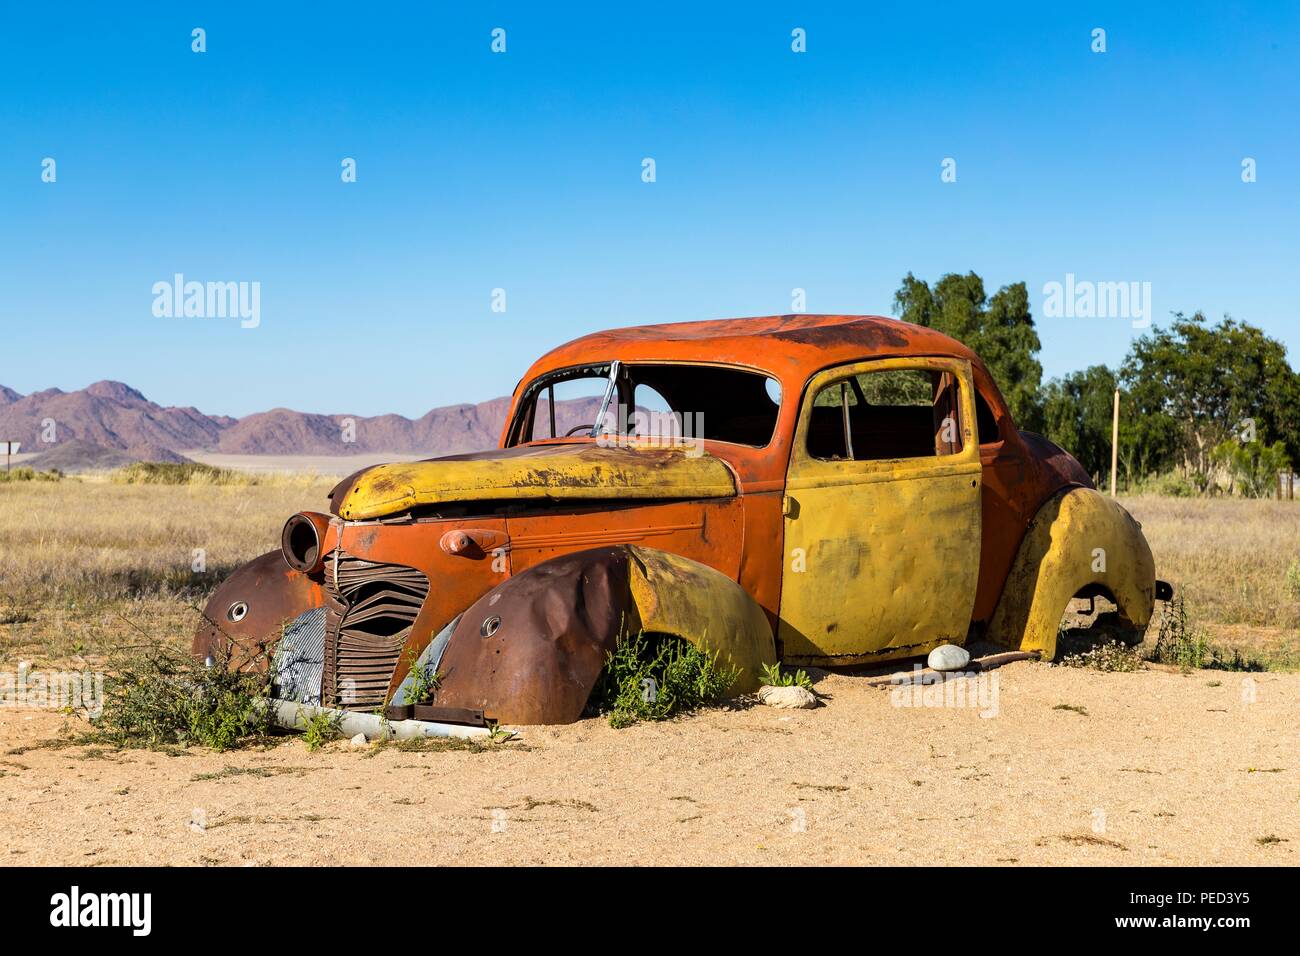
[348,732,369,748]
[757,685,818,709]
[927,644,971,671]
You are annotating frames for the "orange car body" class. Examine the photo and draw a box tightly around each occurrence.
[196,315,1157,726]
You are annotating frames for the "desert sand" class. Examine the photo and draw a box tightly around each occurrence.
[2,660,1294,867]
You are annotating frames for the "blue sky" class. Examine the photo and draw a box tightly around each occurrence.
[2,2,1297,418]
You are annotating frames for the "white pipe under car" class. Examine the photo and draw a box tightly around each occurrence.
[265,698,496,741]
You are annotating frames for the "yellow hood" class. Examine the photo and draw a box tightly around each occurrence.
[332,442,737,520]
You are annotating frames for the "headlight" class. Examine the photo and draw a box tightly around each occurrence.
[281,512,331,574]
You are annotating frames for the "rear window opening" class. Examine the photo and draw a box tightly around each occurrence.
[510,363,782,448]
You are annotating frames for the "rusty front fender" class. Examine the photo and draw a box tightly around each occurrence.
[192,550,326,672]
[429,545,776,725]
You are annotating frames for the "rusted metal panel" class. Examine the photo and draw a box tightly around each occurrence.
[332,443,736,521]
[192,550,326,672]
[777,356,983,662]
[504,497,743,580]
[432,547,637,725]
[327,518,510,706]
[987,487,1156,659]
[319,551,429,709]
[624,545,776,693]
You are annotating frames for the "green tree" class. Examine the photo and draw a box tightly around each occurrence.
[1211,439,1292,498]
[893,272,1043,425]
[1039,365,1116,484]
[1120,312,1300,484]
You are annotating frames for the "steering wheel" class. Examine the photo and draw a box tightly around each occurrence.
[565,423,595,437]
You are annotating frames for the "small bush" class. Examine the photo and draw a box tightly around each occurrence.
[110,462,258,486]
[1139,471,1198,498]
[1148,594,1268,672]
[1149,594,1210,668]
[0,467,62,483]
[589,631,739,729]
[94,643,273,750]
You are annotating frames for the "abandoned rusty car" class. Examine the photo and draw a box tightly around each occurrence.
[194,314,1165,727]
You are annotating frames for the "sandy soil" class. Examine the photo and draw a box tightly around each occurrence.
[1,660,1295,867]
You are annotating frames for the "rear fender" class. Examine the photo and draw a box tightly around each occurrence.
[987,488,1156,659]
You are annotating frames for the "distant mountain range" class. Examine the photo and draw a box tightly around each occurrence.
[0,380,586,461]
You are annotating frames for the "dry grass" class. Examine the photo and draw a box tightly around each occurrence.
[0,476,334,665]
[1120,495,1300,668]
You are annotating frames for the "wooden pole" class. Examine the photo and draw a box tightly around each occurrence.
[1110,389,1120,497]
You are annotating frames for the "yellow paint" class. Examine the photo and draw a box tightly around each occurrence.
[987,487,1155,659]
[778,357,983,663]
[337,443,736,520]
[626,546,777,694]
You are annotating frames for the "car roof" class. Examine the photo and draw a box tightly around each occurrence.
[519,314,982,388]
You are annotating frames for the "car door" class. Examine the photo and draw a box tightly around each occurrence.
[777,356,983,663]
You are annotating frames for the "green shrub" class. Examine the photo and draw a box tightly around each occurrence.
[1211,439,1290,498]
[93,643,273,750]
[1150,594,1209,668]
[1137,471,1198,497]
[589,631,739,729]
[402,648,442,705]
[300,709,344,752]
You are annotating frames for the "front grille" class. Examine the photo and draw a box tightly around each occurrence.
[273,607,327,704]
[321,550,430,709]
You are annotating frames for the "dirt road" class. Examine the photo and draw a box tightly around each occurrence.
[1,661,1295,866]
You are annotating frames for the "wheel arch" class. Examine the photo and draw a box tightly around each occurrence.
[987,487,1156,659]
[428,545,776,725]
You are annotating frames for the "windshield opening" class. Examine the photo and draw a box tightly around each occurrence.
[509,363,782,448]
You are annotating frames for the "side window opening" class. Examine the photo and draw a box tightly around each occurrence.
[807,367,963,462]
[974,389,1000,445]
[529,372,611,440]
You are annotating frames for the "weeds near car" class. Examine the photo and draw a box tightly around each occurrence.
[589,630,739,728]
[1060,641,1144,672]
[401,648,442,705]
[93,642,274,751]
[1149,594,1267,671]
[1151,595,1210,669]
[757,661,814,689]
[300,708,343,752]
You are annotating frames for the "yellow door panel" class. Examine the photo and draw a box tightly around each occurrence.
[778,357,983,664]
